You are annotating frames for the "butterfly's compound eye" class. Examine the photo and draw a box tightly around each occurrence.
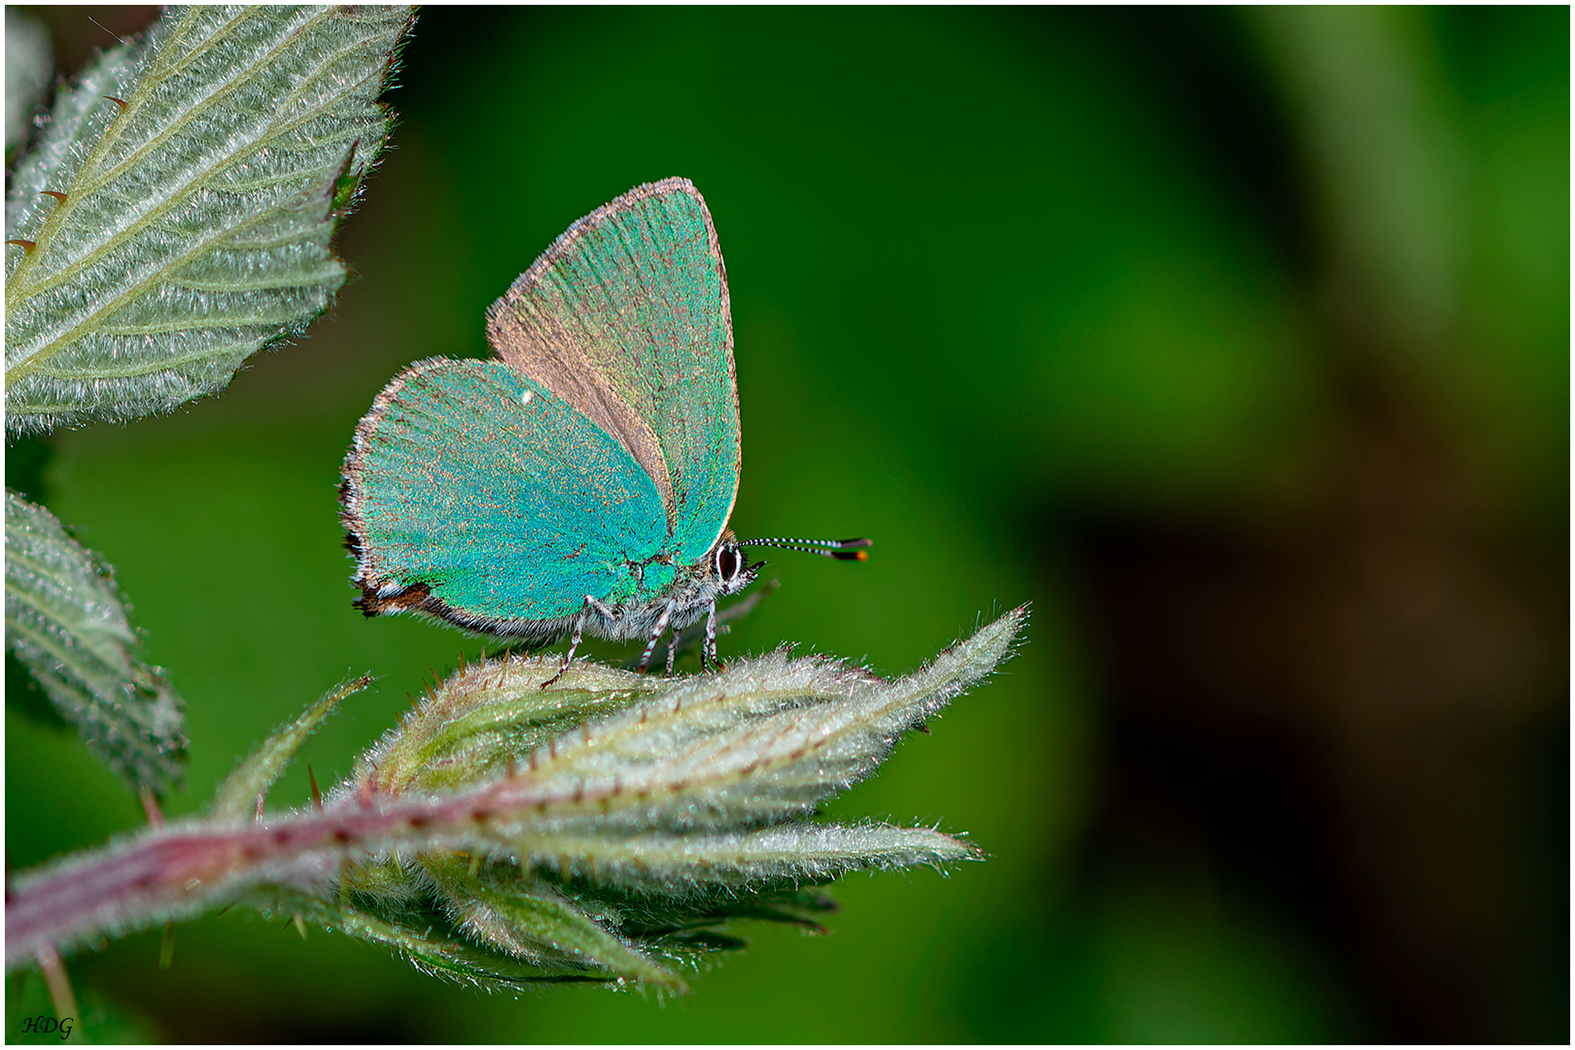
[716,544,742,582]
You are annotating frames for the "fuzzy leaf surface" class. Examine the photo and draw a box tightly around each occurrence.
[384,604,1030,840]
[6,609,1027,983]
[213,675,368,820]
[4,490,186,790]
[419,854,684,989]
[517,822,981,894]
[4,5,412,435]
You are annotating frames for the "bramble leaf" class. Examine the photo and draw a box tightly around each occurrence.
[213,675,369,820]
[4,490,186,791]
[4,5,413,435]
[6,609,1026,984]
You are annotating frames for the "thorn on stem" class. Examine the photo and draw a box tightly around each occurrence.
[104,96,126,108]
[35,945,78,1028]
[159,924,177,969]
[6,240,36,252]
[39,191,67,203]
[308,765,323,813]
[138,787,165,829]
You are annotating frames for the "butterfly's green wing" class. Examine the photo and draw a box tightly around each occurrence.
[342,357,676,633]
[485,178,739,566]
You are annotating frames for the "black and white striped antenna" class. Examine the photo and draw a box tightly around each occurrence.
[736,536,871,561]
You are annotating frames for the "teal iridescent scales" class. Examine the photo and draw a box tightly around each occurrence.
[485,181,740,566]
[345,358,673,624]
[341,179,761,667]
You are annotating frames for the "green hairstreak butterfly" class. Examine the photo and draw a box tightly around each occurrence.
[340,178,869,684]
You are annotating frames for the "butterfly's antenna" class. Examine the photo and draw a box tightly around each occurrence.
[736,536,872,561]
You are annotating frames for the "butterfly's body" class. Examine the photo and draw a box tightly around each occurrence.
[342,179,859,681]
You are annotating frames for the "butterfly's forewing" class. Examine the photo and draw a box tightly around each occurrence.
[486,178,739,565]
[343,357,671,634]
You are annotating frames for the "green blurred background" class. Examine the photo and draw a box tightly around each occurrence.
[6,5,1568,1042]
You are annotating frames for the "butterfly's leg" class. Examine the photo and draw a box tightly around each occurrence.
[664,623,678,675]
[637,599,678,673]
[541,596,596,689]
[701,600,719,672]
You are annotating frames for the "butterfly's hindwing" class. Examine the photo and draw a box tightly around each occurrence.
[343,357,671,632]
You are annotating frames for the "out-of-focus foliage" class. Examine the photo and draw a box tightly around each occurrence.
[4,7,51,153]
[5,7,1564,1043]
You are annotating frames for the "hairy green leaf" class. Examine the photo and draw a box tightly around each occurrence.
[367,659,660,797]
[4,5,413,435]
[214,674,369,820]
[516,822,981,893]
[420,854,685,989]
[7,610,1027,984]
[261,889,629,992]
[3,490,186,791]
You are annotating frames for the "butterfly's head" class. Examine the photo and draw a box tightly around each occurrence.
[712,538,762,598]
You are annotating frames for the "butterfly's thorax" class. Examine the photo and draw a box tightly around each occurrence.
[580,532,757,642]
